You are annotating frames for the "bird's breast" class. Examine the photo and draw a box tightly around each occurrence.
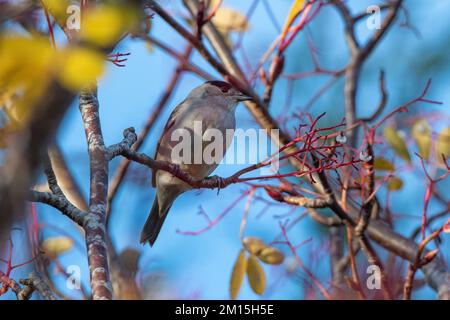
[156,104,236,182]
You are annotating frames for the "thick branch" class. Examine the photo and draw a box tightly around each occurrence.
[79,89,113,300]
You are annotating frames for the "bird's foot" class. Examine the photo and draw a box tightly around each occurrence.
[206,175,226,194]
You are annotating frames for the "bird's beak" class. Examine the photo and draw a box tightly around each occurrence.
[235,93,253,102]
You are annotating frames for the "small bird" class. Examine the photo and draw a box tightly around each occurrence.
[141,81,252,246]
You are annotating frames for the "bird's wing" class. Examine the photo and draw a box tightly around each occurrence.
[152,99,187,187]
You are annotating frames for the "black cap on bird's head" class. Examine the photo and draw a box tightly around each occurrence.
[204,80,252,102]
[206,80,233,92]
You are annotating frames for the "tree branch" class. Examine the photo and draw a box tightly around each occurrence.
[79,89,113,300]
[29,191,91,228]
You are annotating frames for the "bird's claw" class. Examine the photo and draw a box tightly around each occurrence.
[207,175,225,194]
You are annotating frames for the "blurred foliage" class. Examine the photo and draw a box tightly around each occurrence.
[437,128,450,163]
[386,176,403,191]
[383,126,411,162]
[41,236,73,259]
[374,157,395,171]
[412,120,431,160]
[211,1,249,33]
[80,4,139,47]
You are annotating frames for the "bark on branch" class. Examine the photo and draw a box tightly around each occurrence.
[79,89,113,300]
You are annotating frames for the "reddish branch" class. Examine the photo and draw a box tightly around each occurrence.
[108,114,358,192]
[177,190,251,236]
[142,35,213,80]
[403,226,445,300]
[260,0,324,106]
[279,222,333,300]
[39,0,56,49]
[278,1,323,55]
[0,237,52,300]
[146,0,250,95]
[371,79,442,130]
[107,52,131,67]
[344,224,366,299]
[415,154,449,241]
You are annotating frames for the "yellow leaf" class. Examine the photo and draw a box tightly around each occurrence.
[230,249,247,300]
[246,255,266,295]
[374,157,395,171]
[387,176,403,191]
[280,0,306,40]
[412,120,431,160]
[57,47,105,91]
[383,126,411,162]
[242,236,266,255]
[436,128,450,162]
[0,35,54,122]
[80,5,137,47]
[257,246,285,265]
[42,236,73,258]
[42,0,70,26]
[0,36,52,88]
[212,7,249,33]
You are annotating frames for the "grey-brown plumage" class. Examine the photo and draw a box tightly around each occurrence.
[141,81,251,246]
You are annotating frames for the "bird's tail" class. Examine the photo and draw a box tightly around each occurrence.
[140,198,171,247]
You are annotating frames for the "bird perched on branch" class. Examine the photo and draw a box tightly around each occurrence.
[141,81,251,246]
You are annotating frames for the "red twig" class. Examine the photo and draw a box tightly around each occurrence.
[39,0,56,49]
[403,225,446,299]
[279,1,323,55]
[107,52,131,67]
[416,153,449,240]
[204,0,223,22]
[372,79,442,130]
[176,190,251,236]
[279,222,333,300]
[0,236,38,296]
